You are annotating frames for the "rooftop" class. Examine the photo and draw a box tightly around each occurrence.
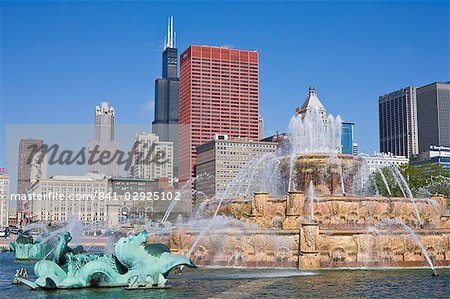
[300,85,325,111]
[48,173,108,181]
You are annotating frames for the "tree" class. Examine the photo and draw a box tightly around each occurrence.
[400,163,450,209]
[371,167,404,197]
[400,163,450,195]
[369,163,450,203]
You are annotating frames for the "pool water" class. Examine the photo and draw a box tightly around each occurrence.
[0,252,448,298]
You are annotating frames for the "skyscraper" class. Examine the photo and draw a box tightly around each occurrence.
[378,86,418,158]
[152,16,180,177]
[341,122,355,155]
[17,138,47,215]
[416,82,450,153]
[179,45,260,182]
[88,102,120,177]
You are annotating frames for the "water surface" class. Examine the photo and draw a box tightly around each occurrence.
[1,252,448,298]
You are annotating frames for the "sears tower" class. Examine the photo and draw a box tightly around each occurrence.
[152,16,179,177]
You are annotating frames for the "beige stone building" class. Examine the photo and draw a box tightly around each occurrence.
[27,173,110,226]
[26,174,190,228]
[296,85,327,121]
[129,133,174,186]
[196,134,277,199]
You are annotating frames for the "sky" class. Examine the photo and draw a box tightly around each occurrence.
[1,0,449,165]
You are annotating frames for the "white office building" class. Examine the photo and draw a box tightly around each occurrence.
[196,134,278,199]
[129,133,174,186]
[361,153,409,173]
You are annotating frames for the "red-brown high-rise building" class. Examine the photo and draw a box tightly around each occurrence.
[17,138,47,218]
[179,45,260,182]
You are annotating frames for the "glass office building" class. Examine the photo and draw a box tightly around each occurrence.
[378,86,418,159]
[416,82,450,154]
[341,122,354,155]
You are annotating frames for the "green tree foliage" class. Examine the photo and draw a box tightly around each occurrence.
[369,163,450,202]
[400,163,450,198]
[371,167,406,197]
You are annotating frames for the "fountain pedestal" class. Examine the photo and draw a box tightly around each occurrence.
[298,222,320,270]
[246,192,268,217]
[245,192,268,227]
[283,191,304,229]
[331,171,339,195]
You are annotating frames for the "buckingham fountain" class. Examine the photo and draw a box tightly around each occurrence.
[8,86,450,291]
[149,86,450,273]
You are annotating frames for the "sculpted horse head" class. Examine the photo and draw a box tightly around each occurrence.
[114,230,196,283]
[114,230,149,269]
[53,231,72,262]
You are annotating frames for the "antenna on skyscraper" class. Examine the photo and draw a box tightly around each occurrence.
[170,16,174,47]
[165,15,175,49]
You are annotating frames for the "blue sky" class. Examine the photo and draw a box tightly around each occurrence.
[1,0,449,163]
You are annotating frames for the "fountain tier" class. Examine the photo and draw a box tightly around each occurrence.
[281,153,362,195]
[157,193,450,270]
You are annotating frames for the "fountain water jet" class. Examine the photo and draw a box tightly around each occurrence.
[377,168,392,196]
[337,159,345,196]
[287,153,297,192]
[308,180,315,222]
[329,154,346,195]
[390,166,422,226]
[371,218,436,275]
[162,173,212,223]
[288,105,342,155]
[388,166,407,197]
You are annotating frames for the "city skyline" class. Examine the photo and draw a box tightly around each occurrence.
[1,1,449,162]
